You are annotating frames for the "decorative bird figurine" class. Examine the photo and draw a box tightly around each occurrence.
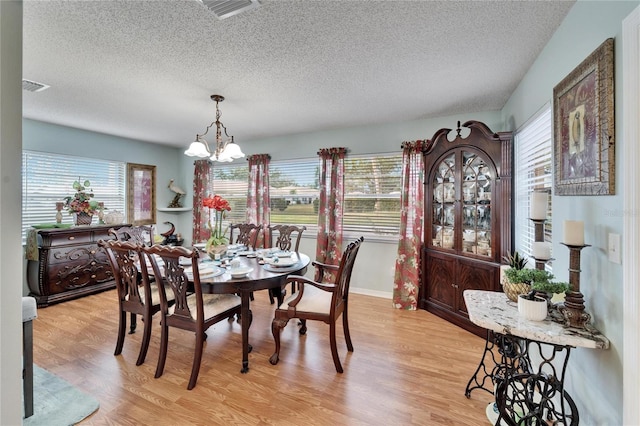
[167,179,185,208]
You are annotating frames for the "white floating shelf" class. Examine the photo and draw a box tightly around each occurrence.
[157,207,192,212]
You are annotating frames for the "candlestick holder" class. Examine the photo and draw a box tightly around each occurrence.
[558,243,592,329]
[98,202,105,224]
[529,218,550,271]
[55,202,64,224]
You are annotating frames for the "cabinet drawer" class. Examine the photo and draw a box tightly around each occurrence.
[48,244,104,265]
[47,232,93,246]
[47,260,113,293]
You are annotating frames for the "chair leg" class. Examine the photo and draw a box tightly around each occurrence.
[115,310,127,355]
[329,322,344,373]
[23,320,34,418]
[299,319,307,335]
[129,312,137,334]
[188,330,205,390]
[269,317,289,365]
[135,312,152,366]
[343,306,354,352]
[155,321,169,379]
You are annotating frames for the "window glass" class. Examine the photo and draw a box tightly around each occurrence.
[514,104,553,269]
[22,150,126,242]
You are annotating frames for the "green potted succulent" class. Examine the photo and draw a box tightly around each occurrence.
[501,251,531,302]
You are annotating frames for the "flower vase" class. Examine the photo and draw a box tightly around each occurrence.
[74,212,94,226]
[207,244,228,260]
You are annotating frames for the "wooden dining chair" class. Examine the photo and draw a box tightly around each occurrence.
[108,225,155,334]
[266,224,307,303]
[140,244,241,390]
[269,224,306,252]
[109,225,154,246]
[229,223,261,250]
[99,239,168,366]
[269,236,364,373]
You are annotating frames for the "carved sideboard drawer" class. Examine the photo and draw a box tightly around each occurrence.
[27,224,130,307]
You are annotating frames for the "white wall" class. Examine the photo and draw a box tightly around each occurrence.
[501,1,637,423]
[0,1,24,424]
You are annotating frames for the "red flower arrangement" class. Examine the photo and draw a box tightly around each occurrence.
[203,195,231,247]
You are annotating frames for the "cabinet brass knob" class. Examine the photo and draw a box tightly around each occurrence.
[91,261,96,266]
[90,274,96,279]
[68,236,75,240]
[90,250,96,254]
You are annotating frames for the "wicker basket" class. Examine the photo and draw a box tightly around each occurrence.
[502,281,531,303]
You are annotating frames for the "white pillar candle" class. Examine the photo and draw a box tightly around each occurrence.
[532,241,551,260]
[530,192,548,220]
[563,220,584,246]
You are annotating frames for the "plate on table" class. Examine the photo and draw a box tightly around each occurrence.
[271,250,294,258]
[193,243,207,251]
[228,244,246,251]
[237,250,255,256]
[186,266,224,280]
[264,257,298,267]
[229,267,253,278]
[179,257,192,266]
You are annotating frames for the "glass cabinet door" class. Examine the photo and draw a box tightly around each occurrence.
[432,153,455,249]
[461,151,492,258]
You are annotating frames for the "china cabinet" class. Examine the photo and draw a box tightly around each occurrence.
[420,120,512,336]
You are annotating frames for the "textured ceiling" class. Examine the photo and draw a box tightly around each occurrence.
[22,0,575,149]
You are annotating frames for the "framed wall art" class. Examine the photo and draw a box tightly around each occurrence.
[127,163,156,225]
[553,38,615,196]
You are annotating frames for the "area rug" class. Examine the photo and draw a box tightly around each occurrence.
[24,365,99,426]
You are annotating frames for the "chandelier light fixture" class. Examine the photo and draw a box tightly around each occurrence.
[184,94,245,162]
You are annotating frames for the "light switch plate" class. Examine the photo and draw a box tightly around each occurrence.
[608,233,621,264]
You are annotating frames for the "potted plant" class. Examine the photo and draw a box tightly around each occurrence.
[62,178,101,225]
[518,276,570,321]
[501,251,531,302]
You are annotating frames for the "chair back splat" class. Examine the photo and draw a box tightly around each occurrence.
[98,239,159,366]
[269,236,364,373]
[268,224,306,252]
[229,223,261,250]
[140,244,241,390]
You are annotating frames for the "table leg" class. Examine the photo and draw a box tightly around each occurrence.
[240,290,253,373]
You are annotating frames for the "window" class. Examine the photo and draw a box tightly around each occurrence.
[22,151,126,242]
[210,161,249,225]
[211,153,403,240]
[514,104,553,268]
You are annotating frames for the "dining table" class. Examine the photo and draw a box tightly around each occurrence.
[192,249,310,373]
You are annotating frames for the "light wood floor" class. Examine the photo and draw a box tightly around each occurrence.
[32,289,493,425]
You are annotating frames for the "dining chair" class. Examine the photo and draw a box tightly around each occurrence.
[229,223,261,250]
[268,224,306,252]
[266,224,307,303]
[108,225,155,334]
[109,225,154,246]
[269,236,364,373]
[140,244,241,390]
[99,239,170,366]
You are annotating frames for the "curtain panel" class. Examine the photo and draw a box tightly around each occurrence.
[247,154,271,248]
[192,159,212,243]
[316,147,347,282]
[393,140,425,310]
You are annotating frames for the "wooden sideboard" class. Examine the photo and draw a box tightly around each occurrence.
[27,224,129,307]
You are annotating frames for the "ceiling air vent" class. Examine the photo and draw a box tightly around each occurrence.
[22,79,50,93]
[200,0,261,20]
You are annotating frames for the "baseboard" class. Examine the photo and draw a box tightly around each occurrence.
[350,287,392,299]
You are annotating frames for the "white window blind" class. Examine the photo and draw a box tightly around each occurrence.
[211,153,403,240]
[22,150,126,242]
[210,162,249,224]
[514,104,553,268]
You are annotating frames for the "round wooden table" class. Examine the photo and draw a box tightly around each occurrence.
[198,252,310,373]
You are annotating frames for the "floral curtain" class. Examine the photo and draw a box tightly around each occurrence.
[247,154,271,248]
[192,159,211,243]
[393,140,425,310]
[316,147,346,282]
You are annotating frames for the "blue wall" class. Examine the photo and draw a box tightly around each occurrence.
[501,1,637,423]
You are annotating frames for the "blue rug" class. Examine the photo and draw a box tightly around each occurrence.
[24,365,99,426]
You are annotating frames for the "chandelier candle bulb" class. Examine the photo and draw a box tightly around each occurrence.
[530,191,548,220]
[563,220,584,246]
[532,241,551,260]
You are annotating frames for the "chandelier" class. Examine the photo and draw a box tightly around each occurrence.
[184,94,245,162]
